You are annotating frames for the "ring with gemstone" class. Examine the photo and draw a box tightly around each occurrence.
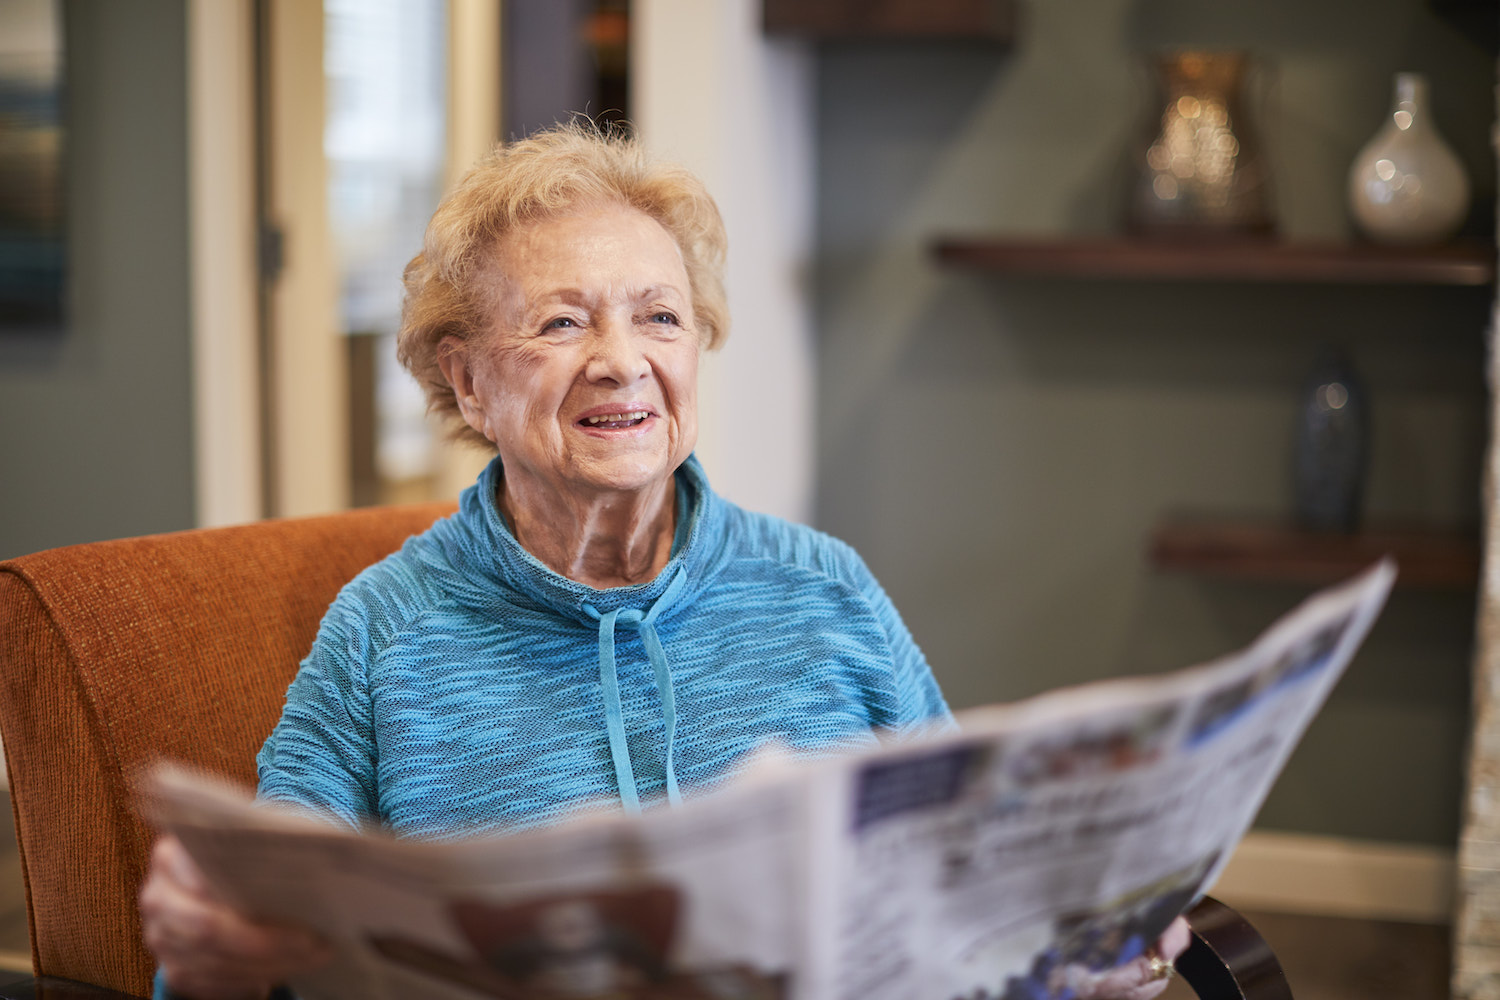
[1146,953,1175,981]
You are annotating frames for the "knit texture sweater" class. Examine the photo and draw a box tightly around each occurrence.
[155,457,950,999]
[255,454,951,839]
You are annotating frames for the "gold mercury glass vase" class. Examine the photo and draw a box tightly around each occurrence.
[1127,51,1274,237]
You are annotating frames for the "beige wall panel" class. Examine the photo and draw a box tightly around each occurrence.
[265,0,348,517]
[188,0,261,527]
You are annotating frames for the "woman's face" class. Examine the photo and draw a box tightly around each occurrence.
[442,203,700,503]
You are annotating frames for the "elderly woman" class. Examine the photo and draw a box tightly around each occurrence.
[139,125,1187,1000]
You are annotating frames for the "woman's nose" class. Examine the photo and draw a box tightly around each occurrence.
[585,319,649,385]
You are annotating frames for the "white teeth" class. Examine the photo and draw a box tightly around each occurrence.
[584,411,649,425]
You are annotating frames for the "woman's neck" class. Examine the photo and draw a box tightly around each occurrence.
[497,474,677,590]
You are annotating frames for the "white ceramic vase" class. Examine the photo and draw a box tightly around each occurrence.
[1348,73,1470,245]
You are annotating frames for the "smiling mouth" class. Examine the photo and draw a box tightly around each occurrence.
[579,410,652,430]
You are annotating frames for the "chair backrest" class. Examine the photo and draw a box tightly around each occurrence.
[0,502,456,996]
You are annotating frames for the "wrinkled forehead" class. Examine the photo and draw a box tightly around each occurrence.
[480,202,694,322]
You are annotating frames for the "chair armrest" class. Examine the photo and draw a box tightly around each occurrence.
[1178,896,1293,1000]
[0,977,146,999]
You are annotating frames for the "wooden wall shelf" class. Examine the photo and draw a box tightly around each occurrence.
[932,237,1497,286]
[763,0,1015,41]
[1149,515,1481,589]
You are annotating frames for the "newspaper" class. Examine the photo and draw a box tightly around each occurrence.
[142,560,1395,1000]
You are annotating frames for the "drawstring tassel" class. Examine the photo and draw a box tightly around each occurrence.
[583,568,687,813]
[593,607,640,813]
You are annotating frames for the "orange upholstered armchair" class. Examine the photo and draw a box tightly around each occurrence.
[0,502,455,997]
[0,503,1292,1000]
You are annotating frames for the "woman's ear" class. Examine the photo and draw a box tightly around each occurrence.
[437,336,489,437]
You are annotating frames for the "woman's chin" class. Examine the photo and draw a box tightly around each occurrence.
[563,454,678,498]
[558,426,690,497]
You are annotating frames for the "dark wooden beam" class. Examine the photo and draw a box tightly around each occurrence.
[932,236,1496,286]
[763,0,1015,41]
[1148,514,1480,590]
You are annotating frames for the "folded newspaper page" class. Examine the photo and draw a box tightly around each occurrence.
[141,560,1395,1000]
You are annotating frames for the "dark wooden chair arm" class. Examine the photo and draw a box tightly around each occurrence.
[1179,896,1293,1000]
[0,978,145,1000]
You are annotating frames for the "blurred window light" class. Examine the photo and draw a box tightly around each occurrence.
[0,0,64,331]
[324,0,447,491]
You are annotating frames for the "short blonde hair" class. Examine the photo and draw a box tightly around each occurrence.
[398,122,729,449]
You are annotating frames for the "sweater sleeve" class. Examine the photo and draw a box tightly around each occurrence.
[838,545,956,735]
[255,589,381,830]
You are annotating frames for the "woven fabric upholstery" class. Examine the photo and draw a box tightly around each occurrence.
[0,502,455,998]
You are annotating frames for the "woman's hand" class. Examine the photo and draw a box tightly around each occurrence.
[139,835,331,1000]
[1072,916,1192,1000]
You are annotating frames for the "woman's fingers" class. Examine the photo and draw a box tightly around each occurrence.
[1072,916,1194,1000]
[1072,956,1174,1000]
[140,836,331,1000]
[1156,915,1191,962]
[142,876,326,969]
[151,834,211,896]
[141,884,329,996]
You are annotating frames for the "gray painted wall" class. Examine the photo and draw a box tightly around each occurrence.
[814,0,1492,846]
[0,0,1485,848]
[0,1,196,561]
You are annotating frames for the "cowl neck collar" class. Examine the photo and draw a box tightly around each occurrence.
[435,453,729,627]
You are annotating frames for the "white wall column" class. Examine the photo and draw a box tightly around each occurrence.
[187,0,261,527]
[264,0,349,518]
[632,0,816,524]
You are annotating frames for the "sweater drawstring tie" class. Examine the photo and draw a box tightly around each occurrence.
[583,567,687,814]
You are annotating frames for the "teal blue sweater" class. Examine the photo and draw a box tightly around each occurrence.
[157,456,949,998]
[256,455,951,838]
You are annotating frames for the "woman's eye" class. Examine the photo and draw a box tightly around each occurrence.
[544,317,578,331]
[648,312,678,325]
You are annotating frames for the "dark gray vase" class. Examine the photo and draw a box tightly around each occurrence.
[1294,349,1368,532]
